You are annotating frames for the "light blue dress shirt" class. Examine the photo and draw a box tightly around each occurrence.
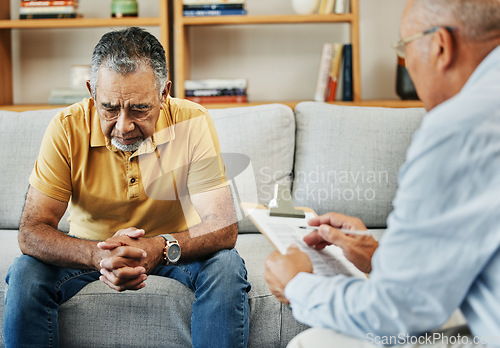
[285,46,500,345]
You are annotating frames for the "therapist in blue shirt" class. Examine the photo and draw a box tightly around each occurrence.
[265,0,500,346]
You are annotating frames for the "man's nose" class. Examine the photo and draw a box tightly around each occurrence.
[115,110,135,134]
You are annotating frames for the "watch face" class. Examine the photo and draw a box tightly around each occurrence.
[167,244,181,263]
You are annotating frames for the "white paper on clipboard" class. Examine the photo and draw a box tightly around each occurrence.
[247,208,366,278]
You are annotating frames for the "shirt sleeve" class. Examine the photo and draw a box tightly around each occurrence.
[29,113,72,202]
[284,121,500,338]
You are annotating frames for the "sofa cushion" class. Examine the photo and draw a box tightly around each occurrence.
[292,102,425,228]
[210,104,296,233]
[0,108,70,231]
[58,234,306,347]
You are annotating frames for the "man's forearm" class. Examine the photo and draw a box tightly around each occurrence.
[18,186,105,270]
[19,222,103,270]
[172,221,238,262]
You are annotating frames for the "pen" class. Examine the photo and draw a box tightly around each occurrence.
[299,225,372,236]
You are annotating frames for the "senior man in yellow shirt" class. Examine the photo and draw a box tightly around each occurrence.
[4,27,250,348]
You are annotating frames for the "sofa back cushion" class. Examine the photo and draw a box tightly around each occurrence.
[0,104,295,234]
[210,104,296,233]
[292,102,425,228]
[0,109,70,230]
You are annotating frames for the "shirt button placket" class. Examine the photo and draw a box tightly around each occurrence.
[128,155,140,199]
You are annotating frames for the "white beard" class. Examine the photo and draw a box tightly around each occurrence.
[111,137,144,152]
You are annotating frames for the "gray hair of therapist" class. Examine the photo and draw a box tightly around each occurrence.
[410,0,500,40]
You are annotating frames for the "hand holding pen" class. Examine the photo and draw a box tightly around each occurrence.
[301,212,378,274]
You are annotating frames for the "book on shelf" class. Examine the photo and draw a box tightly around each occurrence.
[21,0,78,7]
[185,88,246,97]
[334,0,349,14]
[316,0,350,14]
[314,43,352,102]
[341,43,353,101]
[183,9,246,16]
[19,0,79,19]
[20,13,78,19]
[325,43,343,101]
[314,43,333,102]
[20,6,77,14]
[182,0,246,17]
[183,4,244,11]
[182,0,245,4]
[317,0,335,15]
[185,79,247,103]
[185,79,247,90]
[186,95,248,104]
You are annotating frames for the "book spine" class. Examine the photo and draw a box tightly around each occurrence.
[182,0,245,5]
[20,6,76,14]
[324,0,335,14]
[342,43,353,101]
[185,88,247,97]
[314,43,333,102]
[183,4,244,10]
[186,95,248,103]
[21,0,77,7]
[334,0,348,14]
[317,0,327,14]
[185,79,247,90]
[20,13,77,19]
[326,43,343,101]
[183,9,247,16]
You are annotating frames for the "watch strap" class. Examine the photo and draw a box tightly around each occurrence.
[160,234,177,243]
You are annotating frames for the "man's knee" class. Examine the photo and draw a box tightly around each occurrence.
[203,249,250,291]
[7,255,48,286]
[5,255,54,303]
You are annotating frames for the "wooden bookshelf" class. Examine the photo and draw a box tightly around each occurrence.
[0,0,169,107]
[173,0,362,103]
[0,0,420,110]
[0,100,423,112]
[0,17,162,29]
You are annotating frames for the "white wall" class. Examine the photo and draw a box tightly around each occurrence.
[10,0,407,104]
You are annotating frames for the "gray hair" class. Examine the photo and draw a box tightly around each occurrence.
[89,27,168,99]
[412,0,500,40]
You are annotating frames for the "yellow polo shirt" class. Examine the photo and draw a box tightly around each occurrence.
[29,97,227,240]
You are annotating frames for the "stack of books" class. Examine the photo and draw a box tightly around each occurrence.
[182,0,247,17]
[316,0,349,15]
[314,43,353,102]
[185,79,248,104]
[19,0,79,19]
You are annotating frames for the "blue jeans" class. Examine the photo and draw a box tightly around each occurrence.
[4,249,250,348]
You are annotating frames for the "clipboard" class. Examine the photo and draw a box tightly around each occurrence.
[242,202,366,278]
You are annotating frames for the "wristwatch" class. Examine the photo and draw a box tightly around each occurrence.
[159,234,181,265]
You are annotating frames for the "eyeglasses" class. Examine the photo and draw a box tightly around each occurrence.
[392,26,454,58]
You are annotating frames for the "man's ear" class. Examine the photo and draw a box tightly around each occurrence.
[86,80,93,98]
[161,81,172,104]
[432,27,455,71]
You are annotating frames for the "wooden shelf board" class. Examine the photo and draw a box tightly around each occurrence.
[181,13,353,26]
[0,17,161,29]
[0,104,69,111]
[0,100,423,112]
[197,100,423,109]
